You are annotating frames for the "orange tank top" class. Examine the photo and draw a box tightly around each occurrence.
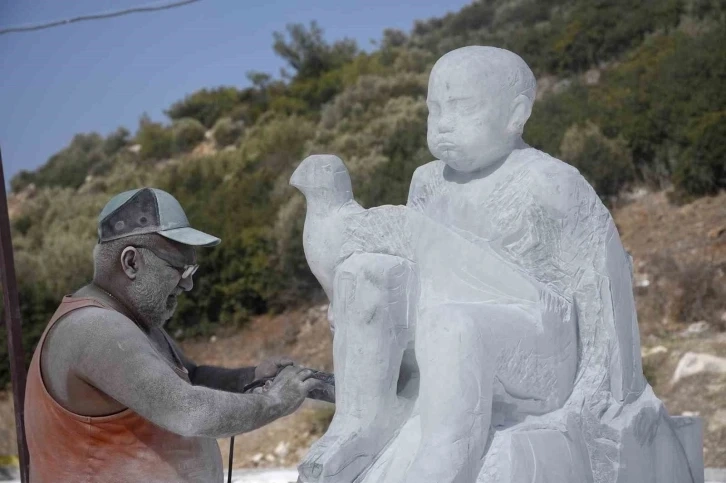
[25,296,223,483]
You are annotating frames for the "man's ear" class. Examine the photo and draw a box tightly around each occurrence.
[120,247,140,280]
[507,94,533,135]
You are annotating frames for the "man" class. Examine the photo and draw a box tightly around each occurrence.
[24,187,324,483]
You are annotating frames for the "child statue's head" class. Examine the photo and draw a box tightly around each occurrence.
[427,46,537,173]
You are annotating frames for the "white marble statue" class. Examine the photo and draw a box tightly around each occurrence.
[290,46,704,483]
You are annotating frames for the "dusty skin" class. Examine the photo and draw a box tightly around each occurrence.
[292,46,704,483]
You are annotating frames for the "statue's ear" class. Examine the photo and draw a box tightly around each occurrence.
[507,94,533,135]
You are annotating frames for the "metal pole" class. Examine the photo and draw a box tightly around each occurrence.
[0,147,30,483]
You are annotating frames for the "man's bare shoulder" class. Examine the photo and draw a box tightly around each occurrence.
[48,306,155,365]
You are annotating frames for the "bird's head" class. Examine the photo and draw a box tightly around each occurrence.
[290,155,353,201]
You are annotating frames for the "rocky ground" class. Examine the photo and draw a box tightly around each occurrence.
[0,188,725,472]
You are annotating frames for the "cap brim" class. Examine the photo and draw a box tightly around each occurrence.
[158,227,221,247]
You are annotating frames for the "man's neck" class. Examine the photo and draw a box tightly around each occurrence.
[79,282,152,333]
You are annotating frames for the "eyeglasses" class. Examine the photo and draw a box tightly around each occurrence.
[135,246,199,280]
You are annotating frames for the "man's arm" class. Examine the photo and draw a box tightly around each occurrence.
[68,308,320,438]
[164,333,257,392]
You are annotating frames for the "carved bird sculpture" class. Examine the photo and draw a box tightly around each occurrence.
[290,155,365,303]
[290,155,415,307]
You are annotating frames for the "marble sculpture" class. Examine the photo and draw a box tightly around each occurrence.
[290,46,704,483]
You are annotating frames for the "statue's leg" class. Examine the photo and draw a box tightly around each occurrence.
[298,253,417,483]
[404,298,575,483]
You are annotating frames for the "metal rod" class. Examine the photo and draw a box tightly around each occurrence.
[0,147,30,483]
[227,436,235,483]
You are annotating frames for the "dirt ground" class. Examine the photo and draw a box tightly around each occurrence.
[1,189,725,468]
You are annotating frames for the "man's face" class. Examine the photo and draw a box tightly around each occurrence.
[127,239,196,327]
[426,62,511,173]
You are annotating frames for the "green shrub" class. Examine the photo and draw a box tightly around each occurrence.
[137,117,174,161]
[672,112,726,199]
[559,121,636,200]
[172,118,206,153]
[9,133,107,190]
[165,87,242,128]
[103,127,131,156]
[212,117,244,147]
[10,170,35,193]
[358,102,429,207]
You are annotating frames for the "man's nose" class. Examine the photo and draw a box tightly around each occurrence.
[178,274,194,292]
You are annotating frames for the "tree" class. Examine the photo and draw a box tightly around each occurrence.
[137,114,174,160]
[272,21,359,80]
[172,118,206,153]
[165,87,242,128]
[103,126,131,156]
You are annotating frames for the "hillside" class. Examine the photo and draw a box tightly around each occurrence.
[1,0,725,468]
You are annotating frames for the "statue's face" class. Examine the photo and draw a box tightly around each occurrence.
[426,62,512,173]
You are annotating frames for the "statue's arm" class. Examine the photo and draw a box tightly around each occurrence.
[531,165,646,399]
[406,162,436,210]
[165,334,257,392]
[69,308,315,438]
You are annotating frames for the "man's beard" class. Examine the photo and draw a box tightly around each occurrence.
[127,275,178,327]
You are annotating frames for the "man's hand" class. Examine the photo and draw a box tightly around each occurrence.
[256,365,324,417]
[254,356,294,380]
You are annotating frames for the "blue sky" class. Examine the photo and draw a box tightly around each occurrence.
[0,0,472,189]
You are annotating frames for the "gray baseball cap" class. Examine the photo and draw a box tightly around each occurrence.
[98,188,221,247]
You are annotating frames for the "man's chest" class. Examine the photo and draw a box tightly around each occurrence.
[149,328,184,369]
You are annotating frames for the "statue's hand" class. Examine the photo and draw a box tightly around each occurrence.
[255,356,295,380]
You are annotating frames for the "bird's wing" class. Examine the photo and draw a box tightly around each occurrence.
[339,205,415,263]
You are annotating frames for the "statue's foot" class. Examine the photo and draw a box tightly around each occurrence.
[298,429,379,483]
[298,408,404,483]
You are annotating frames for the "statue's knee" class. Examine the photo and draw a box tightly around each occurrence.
[418,305,481,341]
[336,253,414,295]
[338,253,411,280]
[418,304,512,351]
[334,254,416,331]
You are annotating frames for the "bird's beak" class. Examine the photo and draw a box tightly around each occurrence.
[290,164,305,190]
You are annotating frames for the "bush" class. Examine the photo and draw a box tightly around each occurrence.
[10,170,35,193]
[9,133,107,190]
[212,117,244,147]
[672,112,726,199]
[102,127,131,156]
[137,117,174,161]
[559,121,636,200]
[172,117,206,153]
[165,87,242,128]
[526,83,591,156]
[357,102,429,207]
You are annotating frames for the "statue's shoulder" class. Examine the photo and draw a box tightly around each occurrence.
[518,148,599,213]
[407,159,446,207]
[411,159,445,185]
